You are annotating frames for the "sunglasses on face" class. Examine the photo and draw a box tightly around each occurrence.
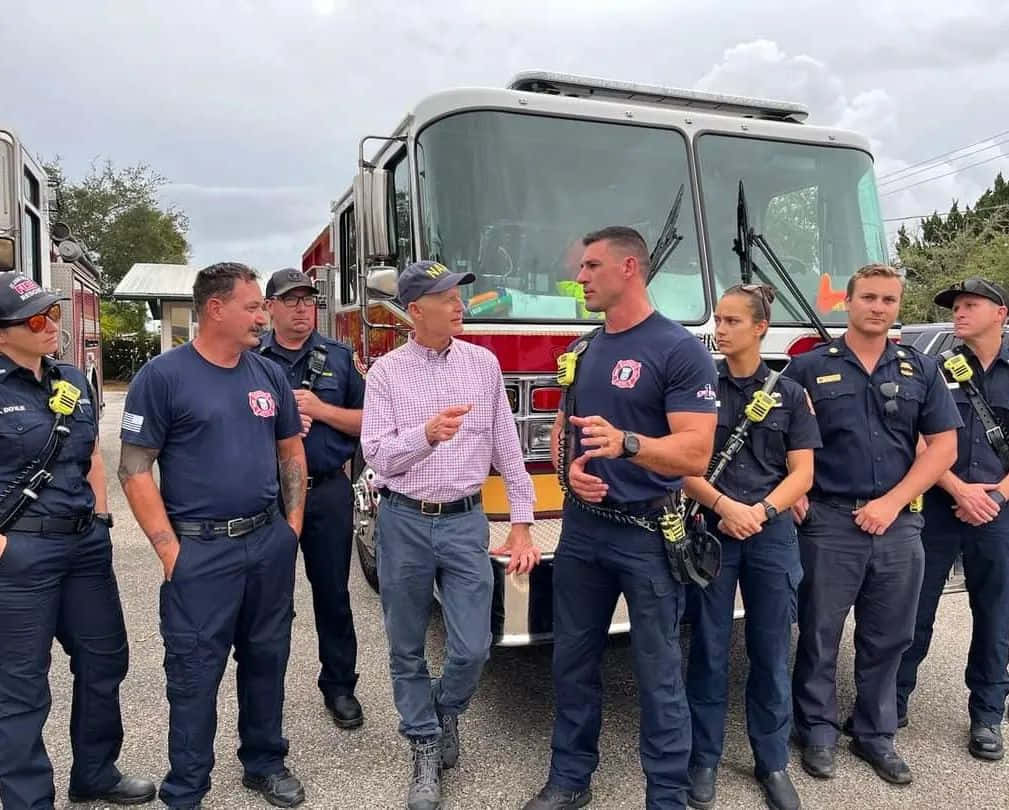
[12,304,62,333]
[879,381,900,417]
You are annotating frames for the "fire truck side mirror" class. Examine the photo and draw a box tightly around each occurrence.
[365,266,399,299]
[355,168,393,260]
[0,237,13,271]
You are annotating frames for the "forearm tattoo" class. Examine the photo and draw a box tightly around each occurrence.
[118,444,159,485]
[279,457,306,514]
[149,529,176,553]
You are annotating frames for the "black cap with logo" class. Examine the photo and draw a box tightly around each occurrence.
[265,268,316,299]
[0,272,65,325]
[933,277,1009,310]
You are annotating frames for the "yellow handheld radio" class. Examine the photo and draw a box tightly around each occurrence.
[943,353,973,383]
[744,389,776,423]
[49,380,81,416]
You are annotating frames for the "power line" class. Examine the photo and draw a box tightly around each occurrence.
[879,151,1009,197]
[883,203,1009,223]
[878,136,1009,187]
[878,127,1009,182]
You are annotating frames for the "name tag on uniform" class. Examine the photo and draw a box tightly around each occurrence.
[322,371,333,377]
[816,373,842,384]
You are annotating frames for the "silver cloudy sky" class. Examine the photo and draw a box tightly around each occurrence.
[5,0,1008,270]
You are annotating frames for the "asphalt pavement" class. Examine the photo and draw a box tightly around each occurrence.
[39,388,1009,809]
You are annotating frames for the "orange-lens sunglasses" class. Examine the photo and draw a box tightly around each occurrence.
[18,304,62,333]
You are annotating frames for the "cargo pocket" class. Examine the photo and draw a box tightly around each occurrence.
[162,631,199,698]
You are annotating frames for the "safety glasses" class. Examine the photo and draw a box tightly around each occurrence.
[275,294,317,309]
[12,304,62,333]
[879,381,900,417]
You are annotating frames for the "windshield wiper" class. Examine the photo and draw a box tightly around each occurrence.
[732,180,831,344]
[647,183,685,284]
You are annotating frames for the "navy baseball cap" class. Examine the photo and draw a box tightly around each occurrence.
[397,261,475,306]
[265,268,316,299]
[933,277,1008,309]
[0,272,66,325]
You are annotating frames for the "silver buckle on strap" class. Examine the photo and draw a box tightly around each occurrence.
[420,501,442,516]
[226,518,246,538]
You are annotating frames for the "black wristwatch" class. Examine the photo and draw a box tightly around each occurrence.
[94,512,114,528]
[620,431,641,459]
[990,490,1007,507]
[761,500,779,521]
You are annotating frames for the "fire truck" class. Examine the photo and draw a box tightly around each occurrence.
[301,71,900,645]
[0,128,103,407]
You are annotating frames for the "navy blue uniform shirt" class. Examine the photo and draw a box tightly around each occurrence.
[0,355,98,517]
[120,343,301,521]
[567,312,718,503]
[257,330,364,475]
[945,337,1009,484]
[784,337,961,500]
[713,359,822,504]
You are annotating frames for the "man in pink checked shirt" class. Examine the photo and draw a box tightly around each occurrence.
[361,260,541,810]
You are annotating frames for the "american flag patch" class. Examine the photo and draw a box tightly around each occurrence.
[121,411,144,433]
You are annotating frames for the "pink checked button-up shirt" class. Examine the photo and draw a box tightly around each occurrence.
[361,336,535,524]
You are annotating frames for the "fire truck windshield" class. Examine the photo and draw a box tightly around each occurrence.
[696,134,888,326]
[416,111,706,322]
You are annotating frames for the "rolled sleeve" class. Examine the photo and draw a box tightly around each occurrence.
[489,365,535,523]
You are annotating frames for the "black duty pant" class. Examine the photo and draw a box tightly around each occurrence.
[301,471,358,700]
[157,515,298,807]
[0,520,128,810]
[897,489,1009,725]
[792,500,924,757]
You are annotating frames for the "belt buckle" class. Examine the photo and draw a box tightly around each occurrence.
[420,501,442,516]
[987,426,1005,442]
[226,518,245,538]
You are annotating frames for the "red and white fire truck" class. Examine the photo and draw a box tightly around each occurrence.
[0,128,103,407]
[301,72,899,645]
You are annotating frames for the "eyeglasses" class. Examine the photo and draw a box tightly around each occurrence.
[879,381,900,417]
[954,278,1006,307]
[11,304,62,333]
[275,294,317,309]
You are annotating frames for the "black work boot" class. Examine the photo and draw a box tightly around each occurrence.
[521,783,592,810]
[968,721,1004,761]
[407,736,442,810]
[242,767,305,807]
[757,770,801,810]
[687,766,716,809]
[67,775,157,805]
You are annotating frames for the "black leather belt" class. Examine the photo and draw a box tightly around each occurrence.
[8,513,94,535]
[812,496,912,513]
[600,491,683,517]
[307,469,345,490]
[171,507,276,539]
[379,488,481,516]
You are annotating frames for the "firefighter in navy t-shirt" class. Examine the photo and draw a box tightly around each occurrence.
[523,227,718,810]
[118,263,308,810]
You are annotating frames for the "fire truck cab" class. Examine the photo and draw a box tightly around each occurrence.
[304,72,892,645]
[0,129,103,407]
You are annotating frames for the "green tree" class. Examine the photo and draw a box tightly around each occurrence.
[46,160,190,338]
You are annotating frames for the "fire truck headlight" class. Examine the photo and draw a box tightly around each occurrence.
[0,237,14,271]
[528,420,554,451]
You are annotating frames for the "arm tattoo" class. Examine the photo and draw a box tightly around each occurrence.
[149,529,176,552]
[279,457,306,514]
[117,444,159,485]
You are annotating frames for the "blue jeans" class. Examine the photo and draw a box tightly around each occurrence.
[548,505,689,810]
[897,489,1009,725]
[686,514,802,776]
[376,498,493,739]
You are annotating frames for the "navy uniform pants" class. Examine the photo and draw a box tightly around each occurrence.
[0,521,128,810]
[792,501,924,756]
[897,490,1009,726]
[686,514,802,777]
[375,497,493,739]
[301,471,358,701]
[157,515,298,808]
[549,505,689,810]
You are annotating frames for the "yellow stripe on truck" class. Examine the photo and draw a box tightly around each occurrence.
[482,472,564,518]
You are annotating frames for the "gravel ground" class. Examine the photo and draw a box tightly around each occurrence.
[38,389,1009,809]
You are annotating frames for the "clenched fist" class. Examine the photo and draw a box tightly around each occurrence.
[425,405,472,445]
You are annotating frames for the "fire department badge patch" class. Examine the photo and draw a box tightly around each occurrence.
[611,359,642,389]
[248,390,276,418]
